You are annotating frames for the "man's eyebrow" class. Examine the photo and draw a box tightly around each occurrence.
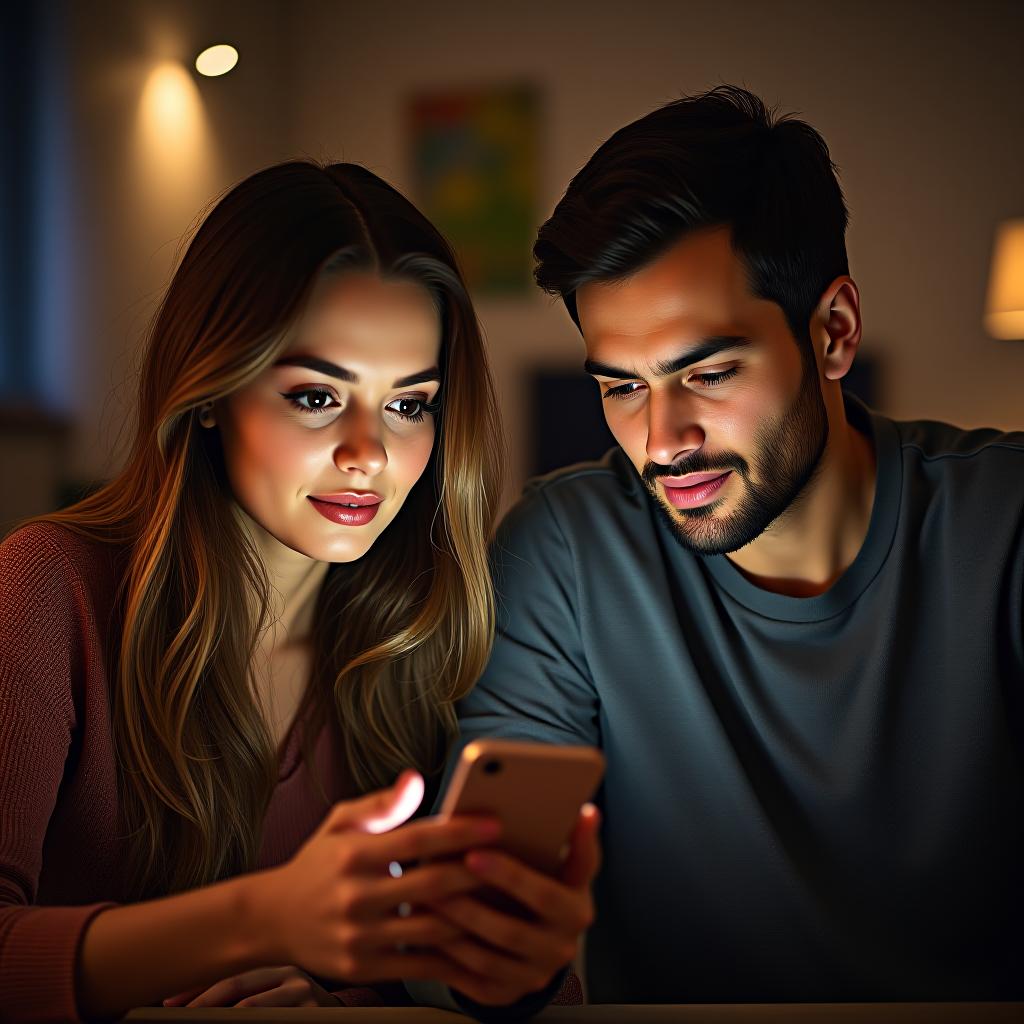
[583,336,751,380]
[274,355,441,388]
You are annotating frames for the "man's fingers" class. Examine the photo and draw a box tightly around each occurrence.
[463,849,583,927]
[431,894,573,966]
[440,937,553,995]
[348,950,486,995]
[560,803,602,888]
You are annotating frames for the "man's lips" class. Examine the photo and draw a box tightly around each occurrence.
[660,471,729,487]
[661,470,732,509]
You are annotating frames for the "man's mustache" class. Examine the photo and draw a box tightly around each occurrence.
[641,451,749,488]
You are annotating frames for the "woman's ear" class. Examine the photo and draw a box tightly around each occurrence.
[815,276,862,381]
[198,403,217,428]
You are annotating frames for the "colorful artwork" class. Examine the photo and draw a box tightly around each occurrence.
[409,83,539,294]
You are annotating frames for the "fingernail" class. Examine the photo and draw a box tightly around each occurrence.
[474,819,501,840]
[467,850,494,872]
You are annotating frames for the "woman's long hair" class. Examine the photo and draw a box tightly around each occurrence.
[28,162,503,897]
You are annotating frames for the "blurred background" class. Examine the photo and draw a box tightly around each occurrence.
[2,0,1022,534]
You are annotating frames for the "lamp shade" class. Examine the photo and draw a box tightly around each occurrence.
[985,218,1024,340]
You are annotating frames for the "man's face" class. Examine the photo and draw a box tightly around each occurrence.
[576,227,829,556]
[213,271,442,564]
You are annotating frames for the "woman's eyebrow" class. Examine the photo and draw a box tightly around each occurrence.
[274,355,441,388]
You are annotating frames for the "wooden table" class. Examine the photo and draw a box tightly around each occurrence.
[124,1003,1024,1022]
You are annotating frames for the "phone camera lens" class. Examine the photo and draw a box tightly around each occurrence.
[483,759,503,775]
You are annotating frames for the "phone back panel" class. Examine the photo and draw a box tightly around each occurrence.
[440,739,605,874]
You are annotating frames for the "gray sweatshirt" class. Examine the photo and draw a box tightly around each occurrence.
[453,396,1024,1003]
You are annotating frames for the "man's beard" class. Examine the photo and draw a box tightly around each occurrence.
[642,358,829,556]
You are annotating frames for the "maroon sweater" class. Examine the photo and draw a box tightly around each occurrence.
[0,522,362,1022]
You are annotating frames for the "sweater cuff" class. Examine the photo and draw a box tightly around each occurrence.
[1,901,117,1023]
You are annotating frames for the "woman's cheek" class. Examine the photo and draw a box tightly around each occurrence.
[394,426,435,492]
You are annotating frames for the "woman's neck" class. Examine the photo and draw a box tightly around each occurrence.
[233,506,331,650]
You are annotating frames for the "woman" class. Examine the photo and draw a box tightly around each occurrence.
[0,162,583,1021]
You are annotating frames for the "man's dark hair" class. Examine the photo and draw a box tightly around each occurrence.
[534,86,849,361]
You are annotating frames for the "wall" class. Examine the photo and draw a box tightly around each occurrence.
[40,0,1024,505]
[285,0,1024,502]
[57,0,292,484]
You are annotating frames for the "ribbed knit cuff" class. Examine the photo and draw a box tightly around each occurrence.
[1,902,117,1023]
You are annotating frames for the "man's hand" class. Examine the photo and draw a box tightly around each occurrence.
[429,802,601,1007]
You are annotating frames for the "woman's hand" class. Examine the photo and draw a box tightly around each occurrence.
[429,802,602,1007]
[163,966,338,1008]
[242,770,506,994]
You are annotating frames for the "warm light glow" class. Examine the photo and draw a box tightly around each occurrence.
[133,60,218,239]
[360,772,425,834]
[138,62,205,153]
[985,218,1024,340]
[195,44,238,77]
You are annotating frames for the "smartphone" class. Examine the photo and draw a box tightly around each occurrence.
[439,738,605,875]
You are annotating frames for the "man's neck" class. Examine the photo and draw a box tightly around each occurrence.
[725,413,877,598]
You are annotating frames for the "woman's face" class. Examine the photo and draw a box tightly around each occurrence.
[211,271,442,564]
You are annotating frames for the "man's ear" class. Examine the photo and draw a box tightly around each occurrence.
[814,276,862,381]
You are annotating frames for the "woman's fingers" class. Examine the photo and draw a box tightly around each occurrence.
[346,815,500,871]
[321,770,425,835]
[235,979,333,1008]
[162,985,206,1007]
[353,861,481,916]
[181,967,290,1007]
[350,910,463,951]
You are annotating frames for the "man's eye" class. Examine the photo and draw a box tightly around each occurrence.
[692,367,740,387]
[281,389,338,414]
[603,382,645,401]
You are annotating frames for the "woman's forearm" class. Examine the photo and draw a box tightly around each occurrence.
[77,869,280,1019]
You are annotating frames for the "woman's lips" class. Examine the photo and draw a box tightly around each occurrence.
[308,496,382,526]
[662,471,732,509]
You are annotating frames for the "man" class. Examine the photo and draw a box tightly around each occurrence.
[452,86,1024,1003]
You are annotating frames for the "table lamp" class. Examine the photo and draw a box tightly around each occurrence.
[985,217,1024,340]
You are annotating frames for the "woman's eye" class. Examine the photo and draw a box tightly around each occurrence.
[603,381,645,401]
[692,367,740,388]
[386,397,435,423]
[281,389,338,414]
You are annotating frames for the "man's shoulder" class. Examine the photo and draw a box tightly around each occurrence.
[893,413,1024,462]
[523,445,634,496]
[492,447,651,569]
[507,446,644,527]
[890,413,1024,492]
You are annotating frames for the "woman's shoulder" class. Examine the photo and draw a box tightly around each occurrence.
[0,520,124,623]
[2,519,113,575]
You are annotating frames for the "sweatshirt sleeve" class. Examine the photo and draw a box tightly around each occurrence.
[405,485,600,1020]
[456,483,601,751]
[0,525,117,1023]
